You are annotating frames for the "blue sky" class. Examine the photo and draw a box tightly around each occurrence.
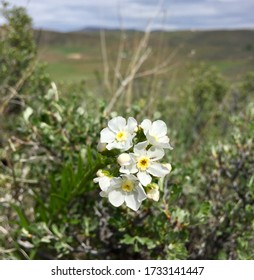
[1,0,254,32]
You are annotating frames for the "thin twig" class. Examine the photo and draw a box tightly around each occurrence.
[103,48,152,116]
[100,30,112,94]
[0,59,38,114]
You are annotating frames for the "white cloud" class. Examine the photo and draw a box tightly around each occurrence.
[2,0,254,31]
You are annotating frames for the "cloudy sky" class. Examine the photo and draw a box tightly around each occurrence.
[1,0,254,32]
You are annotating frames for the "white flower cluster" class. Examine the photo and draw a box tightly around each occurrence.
[94,116,173,211]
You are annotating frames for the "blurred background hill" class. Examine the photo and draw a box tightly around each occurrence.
[35,29,254,83]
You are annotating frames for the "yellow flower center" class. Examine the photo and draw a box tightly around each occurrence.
[137,156,150,171]
[121,180,134,192]
[116,130,127,142]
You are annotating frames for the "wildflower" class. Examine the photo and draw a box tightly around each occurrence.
[100,116,137,151]
[140,119,173,149]
[105,174,146,211]
[96,116,173,210]
[120,141,170,186]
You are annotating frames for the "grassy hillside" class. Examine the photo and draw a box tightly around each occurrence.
[35,29,254,83]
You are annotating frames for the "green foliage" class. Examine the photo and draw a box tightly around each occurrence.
[185,103,254,259]
[0,1,50,118]
[190,64,228,130]
[0,1,36,85]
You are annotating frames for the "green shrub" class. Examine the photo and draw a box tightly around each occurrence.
[0,1,50,118]
[184,103,254,259]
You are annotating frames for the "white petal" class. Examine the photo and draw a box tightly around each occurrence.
[140,119,151,135]
[98,176,111,192]
[164,163,172,173]
[158,136,173,149]
[97,141,107,152]
[100,128,115,143]
[108,189,125,207]
[158,142,173,149]
[124,174,139,181]
[148,162,170,177]
[108,177,122,190]
[121,137,133,151]
[133,141,148,155]
[146,133,157,146]
[120,162,138,174]
[136,185,147,202]
[150,120,167,138]
[147,146,165,161]
[127,117,138,133]
[137,171,152,186]
[108,116,126,132]
[110,177,122,187]
[106,141,123,150]
[99,191,108,197]
[125,193,141,211]
[119,166,130,174]
[158,135,169,143]
[93,177,99,183]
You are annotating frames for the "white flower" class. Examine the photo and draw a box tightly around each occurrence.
[100,116,137,151]
[140,119,173,149]
[117,153,131,166]
[105,174,147,211]
[120,141,170,186]
[146,183,160,202]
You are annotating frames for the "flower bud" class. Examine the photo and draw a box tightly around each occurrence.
[96,169,104,177]
[146,184,160,202]
[117,153,131,166]
[97,141,107,152]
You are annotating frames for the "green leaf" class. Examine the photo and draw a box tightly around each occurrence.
[197,201,212,222]
[12,204,29,229]
[23,107,33,122]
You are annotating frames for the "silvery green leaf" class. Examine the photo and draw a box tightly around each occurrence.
[23,107,33,122]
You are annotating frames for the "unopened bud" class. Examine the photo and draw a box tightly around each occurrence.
[134,126,139,133]
[96,169,111,178]
[117,153,131,166]
[146,183,160,201]
[147,184,160,202]
[96,169,104,177]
